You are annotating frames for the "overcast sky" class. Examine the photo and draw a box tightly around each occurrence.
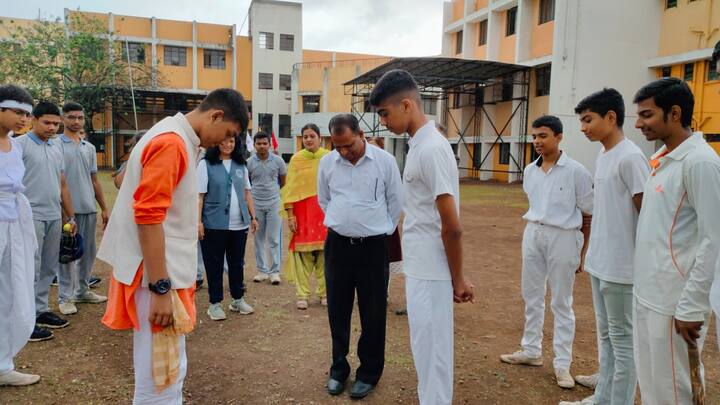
[6,0,444,57]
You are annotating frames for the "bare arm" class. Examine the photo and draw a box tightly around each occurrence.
[91,173,109,229]
[578,213,592,273]
[198,193,205,240]
[245,189,258,233]
[437,194,474,303]
[137,223,173,327]
[60,174,76,233]
[279,174,286,188]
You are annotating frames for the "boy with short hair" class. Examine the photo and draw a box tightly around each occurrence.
[56,101,109,315]
[99,88,249,402]
[500,115,593,389]
[15,101,76,342]
[0,84,40,386]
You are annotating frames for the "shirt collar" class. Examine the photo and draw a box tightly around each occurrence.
[334,139,375,165]
[28,132,53,146]
[59,133,86,145]
[175,112,201,148]
[535,151,567,167]
[657,131,703,162]
[408,120,436,147]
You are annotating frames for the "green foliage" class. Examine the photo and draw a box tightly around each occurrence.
[0,12,162,132]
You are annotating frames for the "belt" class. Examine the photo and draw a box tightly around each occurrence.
[328,229,386,245]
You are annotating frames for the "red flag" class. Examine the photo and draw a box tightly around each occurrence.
[271,132,279,151]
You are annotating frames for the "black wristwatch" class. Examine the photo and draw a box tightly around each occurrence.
[148,278,172,295]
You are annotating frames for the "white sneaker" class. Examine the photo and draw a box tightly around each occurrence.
[73,291,107,304]
[499,350,543,366]
[559,395,595,405]
[0,370,41,386]
[59,302,78,315]
[296,299,308,310]
[229,298,254,315]
[555,368,575,389]
[574,374,598,389]
[270,273,281,285]
[207,303,227,321]
[253,273,269,283]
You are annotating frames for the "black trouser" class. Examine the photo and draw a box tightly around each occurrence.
[200,228,248,304]
[324,229,389,385]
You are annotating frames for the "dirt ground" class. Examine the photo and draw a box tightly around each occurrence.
[3,176,718,405]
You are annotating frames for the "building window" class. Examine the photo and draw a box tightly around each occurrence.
[281,153,293,163]
[499,142,511,165]
[163,46,186,67]
[472,143,482,169]
[203,49,226,69]
[259,32,274,49]
[302,95,320,113]
[539,0,555,24]
[501,76,514,101]
[535,64,551,97]
[258,113,273,133]
[666,0,677,8]
[455,30,463,54]
[422,97,437,115]
[452,93,462,109]
[506,7,518,36]
[684,63,694,81]
[478,20,488,46]
[280,34,294,51]
[708,60,719,81]
[661,66,672,77]
[122,42,145,63]
[279,115,291,138]
[279,74,292,91]
[259,73,273,90]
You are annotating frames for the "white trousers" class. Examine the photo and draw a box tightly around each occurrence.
[520,222,581,370]
[633,299,709,405]
[0,193,37,376]
[406,276,453,405]
[132,287,186,404]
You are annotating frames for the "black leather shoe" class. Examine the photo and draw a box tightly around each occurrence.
[350,380,375,399]
[327,378,345,395]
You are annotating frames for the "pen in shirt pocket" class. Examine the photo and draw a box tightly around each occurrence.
[374,178,378,201]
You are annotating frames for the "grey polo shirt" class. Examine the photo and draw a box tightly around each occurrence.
[15,133,64,220]
[58,134,98,214]
[247,153,287,207]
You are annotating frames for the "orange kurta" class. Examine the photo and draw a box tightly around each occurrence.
[102,133,196,333]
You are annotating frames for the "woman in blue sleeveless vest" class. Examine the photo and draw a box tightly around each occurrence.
[198,135,258,321]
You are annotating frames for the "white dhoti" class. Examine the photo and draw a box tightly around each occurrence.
[406,276,454,405]
[0,192,37,375]
[633,299,709,405]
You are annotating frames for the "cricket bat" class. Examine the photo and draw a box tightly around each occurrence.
[688,340,704,405]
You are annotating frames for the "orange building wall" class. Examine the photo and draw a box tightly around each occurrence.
[157,45,193,89]
[658,0,720,57]
[236,36,253,98]
[196,23,232,45]
[529,0,554,59]
[474,0,489,10]
[113,15,151,37]
[197,49,232,90]
[498,11,517,63]
[156,19,192,42]
[453,0,466,21]
[475,44,487,59]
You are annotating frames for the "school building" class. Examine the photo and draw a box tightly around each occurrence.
[442,0,720,181]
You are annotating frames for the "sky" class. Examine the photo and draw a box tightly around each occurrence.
[5,0,444,57]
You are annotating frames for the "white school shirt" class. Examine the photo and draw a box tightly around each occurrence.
[317,142,403,238]
[197,159,252,231]
[522,152,594,229]
[402,120,459,281]
[584,139,650,284]
[634,133,720,322]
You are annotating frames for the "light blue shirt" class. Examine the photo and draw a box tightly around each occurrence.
[318,142,403,238]
[0,136,26,221]
[15,132,64,220]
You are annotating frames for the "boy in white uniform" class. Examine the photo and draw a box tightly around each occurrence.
[500,115,593,389]
[0,84,39,386]
[369,69,475,405]
[561,89,650,405]
[632,78,720,404]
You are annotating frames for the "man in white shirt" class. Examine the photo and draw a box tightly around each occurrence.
[560,89,650,405]
[369,69,475,405]
[500,115,593,389]
[632,77,720,404]
[317,113,402,400]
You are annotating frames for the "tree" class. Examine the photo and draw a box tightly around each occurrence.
[0,12,161,134]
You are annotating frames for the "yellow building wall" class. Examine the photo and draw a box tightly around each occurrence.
[67,11,109,30]
[157,44,193,89]
[156,19,192,42]
[529,0,554,59]
[327,66,357,112]
[527,70,550,133]
[0,17,45,37]
[197,49,232,90]
[492,146,510,182]
[499,28,516,63]
[302,49,332,63]
[453,0,466,21]
[236,36,253,99]
[475,44,487,59]
[474,0,489,10]
[494,102,513,136]
[658,0,720,57]
[196,22,232,45]
[113,15,151,38]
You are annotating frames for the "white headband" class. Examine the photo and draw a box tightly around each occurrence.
[0,100,33,114]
